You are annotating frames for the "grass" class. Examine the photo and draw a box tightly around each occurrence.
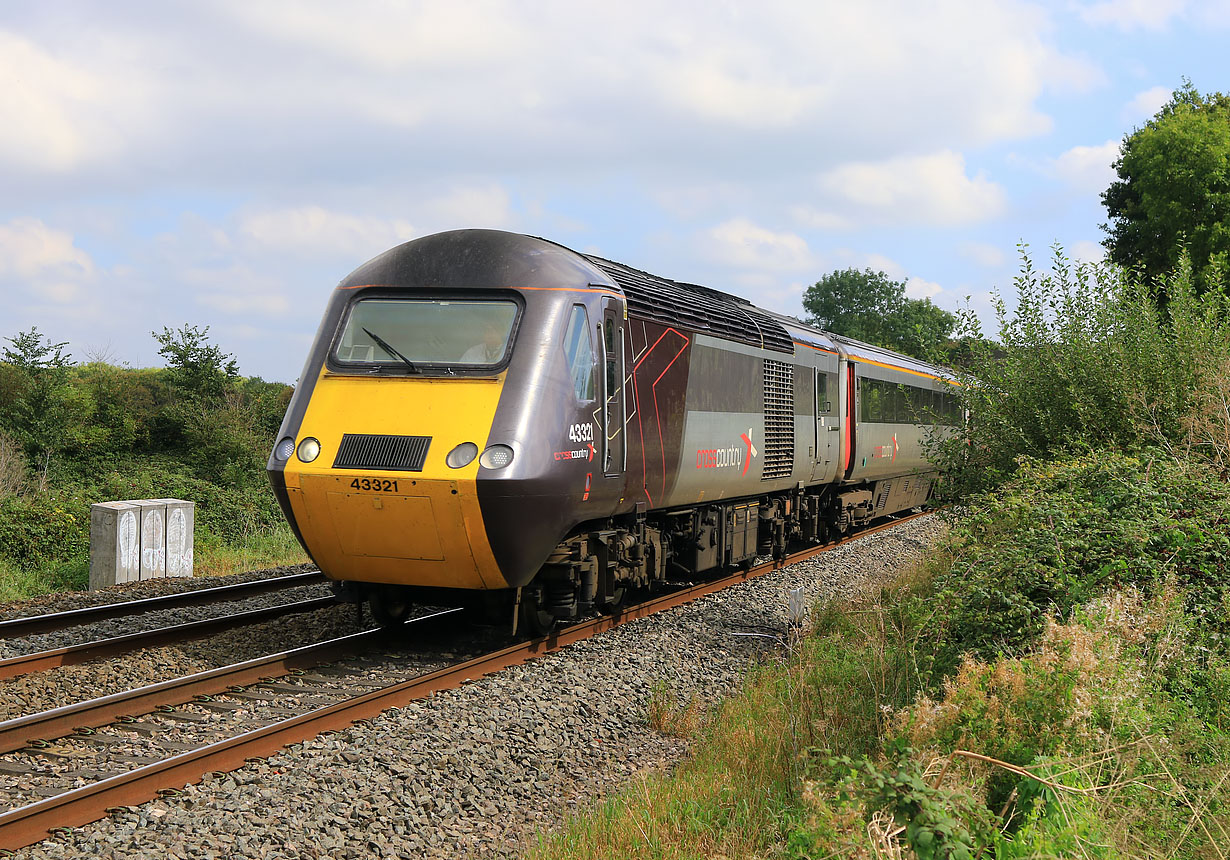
[530,453,1230,860]
[0,522,309,603]
[528,567,934,860]
[0,556,87,602]
[191,522,310,579]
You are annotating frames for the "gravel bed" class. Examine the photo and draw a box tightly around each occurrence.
[0,564,320,623]
[15,514,946,860]
[0,602,375,722]
[0,564,336,661]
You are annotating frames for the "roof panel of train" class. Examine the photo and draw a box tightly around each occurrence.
[828,333,954,382]
[767,316,840,356]
[582,254,795,355]
[336,229,617,292]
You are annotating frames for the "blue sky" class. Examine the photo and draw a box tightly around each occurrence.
[2,0,1227,382]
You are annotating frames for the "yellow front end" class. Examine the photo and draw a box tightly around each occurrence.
[281,369,510,590]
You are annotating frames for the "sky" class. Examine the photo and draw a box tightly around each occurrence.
[2,1,1228,382]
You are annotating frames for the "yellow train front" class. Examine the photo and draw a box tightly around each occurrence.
[267,229,626,627]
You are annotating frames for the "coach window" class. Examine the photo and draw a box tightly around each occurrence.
[816,372,835,414]
[861,379,883,423]
[563,305,596,401]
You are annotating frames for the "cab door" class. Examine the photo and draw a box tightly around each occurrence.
[811,367,839,482]
[600,298,626,476]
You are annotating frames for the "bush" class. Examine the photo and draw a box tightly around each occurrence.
[0,493,89,569]
[937,248,1230,495]
[926,453,1230,680]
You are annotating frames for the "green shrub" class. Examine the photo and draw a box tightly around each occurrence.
[0,493,88,568]
[926,452,1230,681]
[936,248,1230,496]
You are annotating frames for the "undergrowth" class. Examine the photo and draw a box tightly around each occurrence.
[529,452,1230,859]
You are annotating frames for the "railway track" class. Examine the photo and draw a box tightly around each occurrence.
[0,512,927,853]
[0,597,338,681]
[0,571,326,640]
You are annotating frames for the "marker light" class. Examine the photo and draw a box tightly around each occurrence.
[297,437,322,463]
[273,437,296,462]
[446,442,479,469]
[479,444,514,469]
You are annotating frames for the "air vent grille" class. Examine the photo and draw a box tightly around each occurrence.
[762,359,794,479]
[333,434,431,472]
[584,255,795,354]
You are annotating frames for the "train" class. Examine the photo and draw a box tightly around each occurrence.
[266,229,959,633]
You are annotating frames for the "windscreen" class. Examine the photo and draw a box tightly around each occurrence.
[334,298,519,368]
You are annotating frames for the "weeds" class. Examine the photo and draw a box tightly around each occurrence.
[531,451,1230,860]
[645,680,708,739]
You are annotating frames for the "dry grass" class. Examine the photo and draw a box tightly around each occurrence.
[191,524,308,578]
[1181,357,1230,474]
[645,681,708,739]
[0,429,28,499]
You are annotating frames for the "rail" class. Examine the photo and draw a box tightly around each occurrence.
[0,512,929,852]
[0,571,326,639]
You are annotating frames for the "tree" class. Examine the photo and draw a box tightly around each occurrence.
[0,328,81,489]
[152,324,240,402]
[1101,79,1230,294]
[801,267,956,360]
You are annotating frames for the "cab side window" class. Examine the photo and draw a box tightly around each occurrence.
[564,305,596,401]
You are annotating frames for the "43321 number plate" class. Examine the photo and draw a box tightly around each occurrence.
[349,477,399,492]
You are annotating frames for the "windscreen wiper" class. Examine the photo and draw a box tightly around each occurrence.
[362,327,418,373]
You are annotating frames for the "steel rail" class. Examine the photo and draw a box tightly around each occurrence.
[0,628,381,756]
[0,570,326,640]
[0,596,338,681]
[0,512,930,852]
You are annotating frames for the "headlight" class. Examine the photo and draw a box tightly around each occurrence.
[446,442,479,469]
[479,444,514,469]
[273,437,296,462]
[297,437,321,463]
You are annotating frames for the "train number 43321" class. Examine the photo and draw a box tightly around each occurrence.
[350,477,398,492]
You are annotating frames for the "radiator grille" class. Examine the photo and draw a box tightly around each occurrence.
[333,434,431,472]
[762,359,794,479]
[583,255,796,354]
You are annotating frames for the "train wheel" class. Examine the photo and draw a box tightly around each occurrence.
[602,584,628,614]
[370,585,413,627]
[517,586,558,637]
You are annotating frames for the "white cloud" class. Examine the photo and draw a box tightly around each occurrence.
[1051,140,1120,193]
[789,206,851,231]
[0,33,102,172]
[654,46,821,129]
[905,277,944,300]
[817,151,1006,226]
[864,255,907,280]
[185,264,291,316]
[701,219,816,273]
[421,186,514,231]
[1124,85,1173,122]
[240,206,416,259]
[1072,240,1108,264]
[959,242,1007,268]
[1080,0,1188,29]
[0,217,96,306]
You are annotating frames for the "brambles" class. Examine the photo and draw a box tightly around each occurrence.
[0,326,304,596]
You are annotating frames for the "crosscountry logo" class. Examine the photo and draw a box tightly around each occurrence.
[696,428,758,476]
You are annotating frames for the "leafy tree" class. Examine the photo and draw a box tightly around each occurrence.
[801,268,956,360]
[0,328,85,489]
[1101,79,1230,294]
[152,324,240,402]
[1,327,72,373]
